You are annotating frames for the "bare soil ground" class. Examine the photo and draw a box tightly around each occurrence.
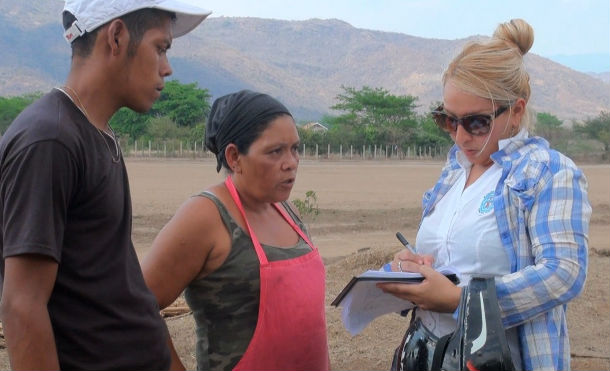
[1,159,608,370]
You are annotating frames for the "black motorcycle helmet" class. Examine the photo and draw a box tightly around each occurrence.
[392,277,515,371]
[391,317,438,371]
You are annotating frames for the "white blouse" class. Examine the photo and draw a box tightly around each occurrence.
[413,130,528,366]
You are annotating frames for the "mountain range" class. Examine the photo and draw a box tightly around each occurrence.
[1,0,608,122]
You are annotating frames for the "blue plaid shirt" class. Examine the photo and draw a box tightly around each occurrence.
[422,134,591,371]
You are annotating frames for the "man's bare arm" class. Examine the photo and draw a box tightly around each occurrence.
[1,255,59,370]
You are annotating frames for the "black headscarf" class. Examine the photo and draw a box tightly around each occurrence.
[205,90,292,172]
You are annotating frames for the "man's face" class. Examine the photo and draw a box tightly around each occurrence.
[122,16,173,113]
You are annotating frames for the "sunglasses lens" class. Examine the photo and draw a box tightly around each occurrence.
[431,109,494,136]
[462,116,492,135]
[432,112,453,132]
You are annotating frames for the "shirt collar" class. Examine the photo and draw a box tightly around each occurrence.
[455,128,529,170]
[498,128,528,150]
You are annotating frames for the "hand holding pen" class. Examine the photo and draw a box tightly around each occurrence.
[390,232,434,271]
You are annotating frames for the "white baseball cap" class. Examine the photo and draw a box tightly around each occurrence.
[63,0,211,43]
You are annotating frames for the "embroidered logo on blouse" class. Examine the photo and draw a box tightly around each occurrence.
[478,191,495,215]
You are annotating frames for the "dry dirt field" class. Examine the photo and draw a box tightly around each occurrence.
[2,159,608,370]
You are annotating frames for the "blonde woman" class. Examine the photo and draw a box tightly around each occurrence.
[379,19,591,371]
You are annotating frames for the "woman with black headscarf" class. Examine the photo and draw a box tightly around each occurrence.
[142,90,330,371]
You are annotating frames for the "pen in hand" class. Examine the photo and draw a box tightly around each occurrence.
[382,232,417,272]
[395,232,416,254]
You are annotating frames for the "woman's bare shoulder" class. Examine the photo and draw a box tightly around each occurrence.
[174,184,227,229]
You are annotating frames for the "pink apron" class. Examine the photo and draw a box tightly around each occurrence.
[226,177,330,371]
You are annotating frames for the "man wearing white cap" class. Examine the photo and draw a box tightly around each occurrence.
[0,1,210,370]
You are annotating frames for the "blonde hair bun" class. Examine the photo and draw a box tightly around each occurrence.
[492,18,534,56]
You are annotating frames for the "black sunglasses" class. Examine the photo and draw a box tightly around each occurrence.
[431,105,509,136]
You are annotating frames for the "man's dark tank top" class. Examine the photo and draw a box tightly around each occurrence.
[184,191,312,371]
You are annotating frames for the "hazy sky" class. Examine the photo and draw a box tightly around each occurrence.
[185,0,609,70]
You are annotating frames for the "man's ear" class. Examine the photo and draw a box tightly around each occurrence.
[105,19,129,56]
[225,144,242,174]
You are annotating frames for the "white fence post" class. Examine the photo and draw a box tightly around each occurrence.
[123,140,451,160]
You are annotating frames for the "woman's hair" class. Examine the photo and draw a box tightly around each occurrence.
[442,19,534,128]
[205,90,293,172]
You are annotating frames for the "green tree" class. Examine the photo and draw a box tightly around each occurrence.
[189,123,206,145]
[152,80,211,127]
[110,107,150,141]
[534,112,568,150]
[330,86,419,149]
[145,116,190,140]
[331,86,418,128]
[110,80,211,140]
[0,92,43,134]
[416,113,452,149]
[574,111,610,160]
[536,112,563,129]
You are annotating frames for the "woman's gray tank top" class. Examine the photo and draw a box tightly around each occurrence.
[184,191,312,371]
